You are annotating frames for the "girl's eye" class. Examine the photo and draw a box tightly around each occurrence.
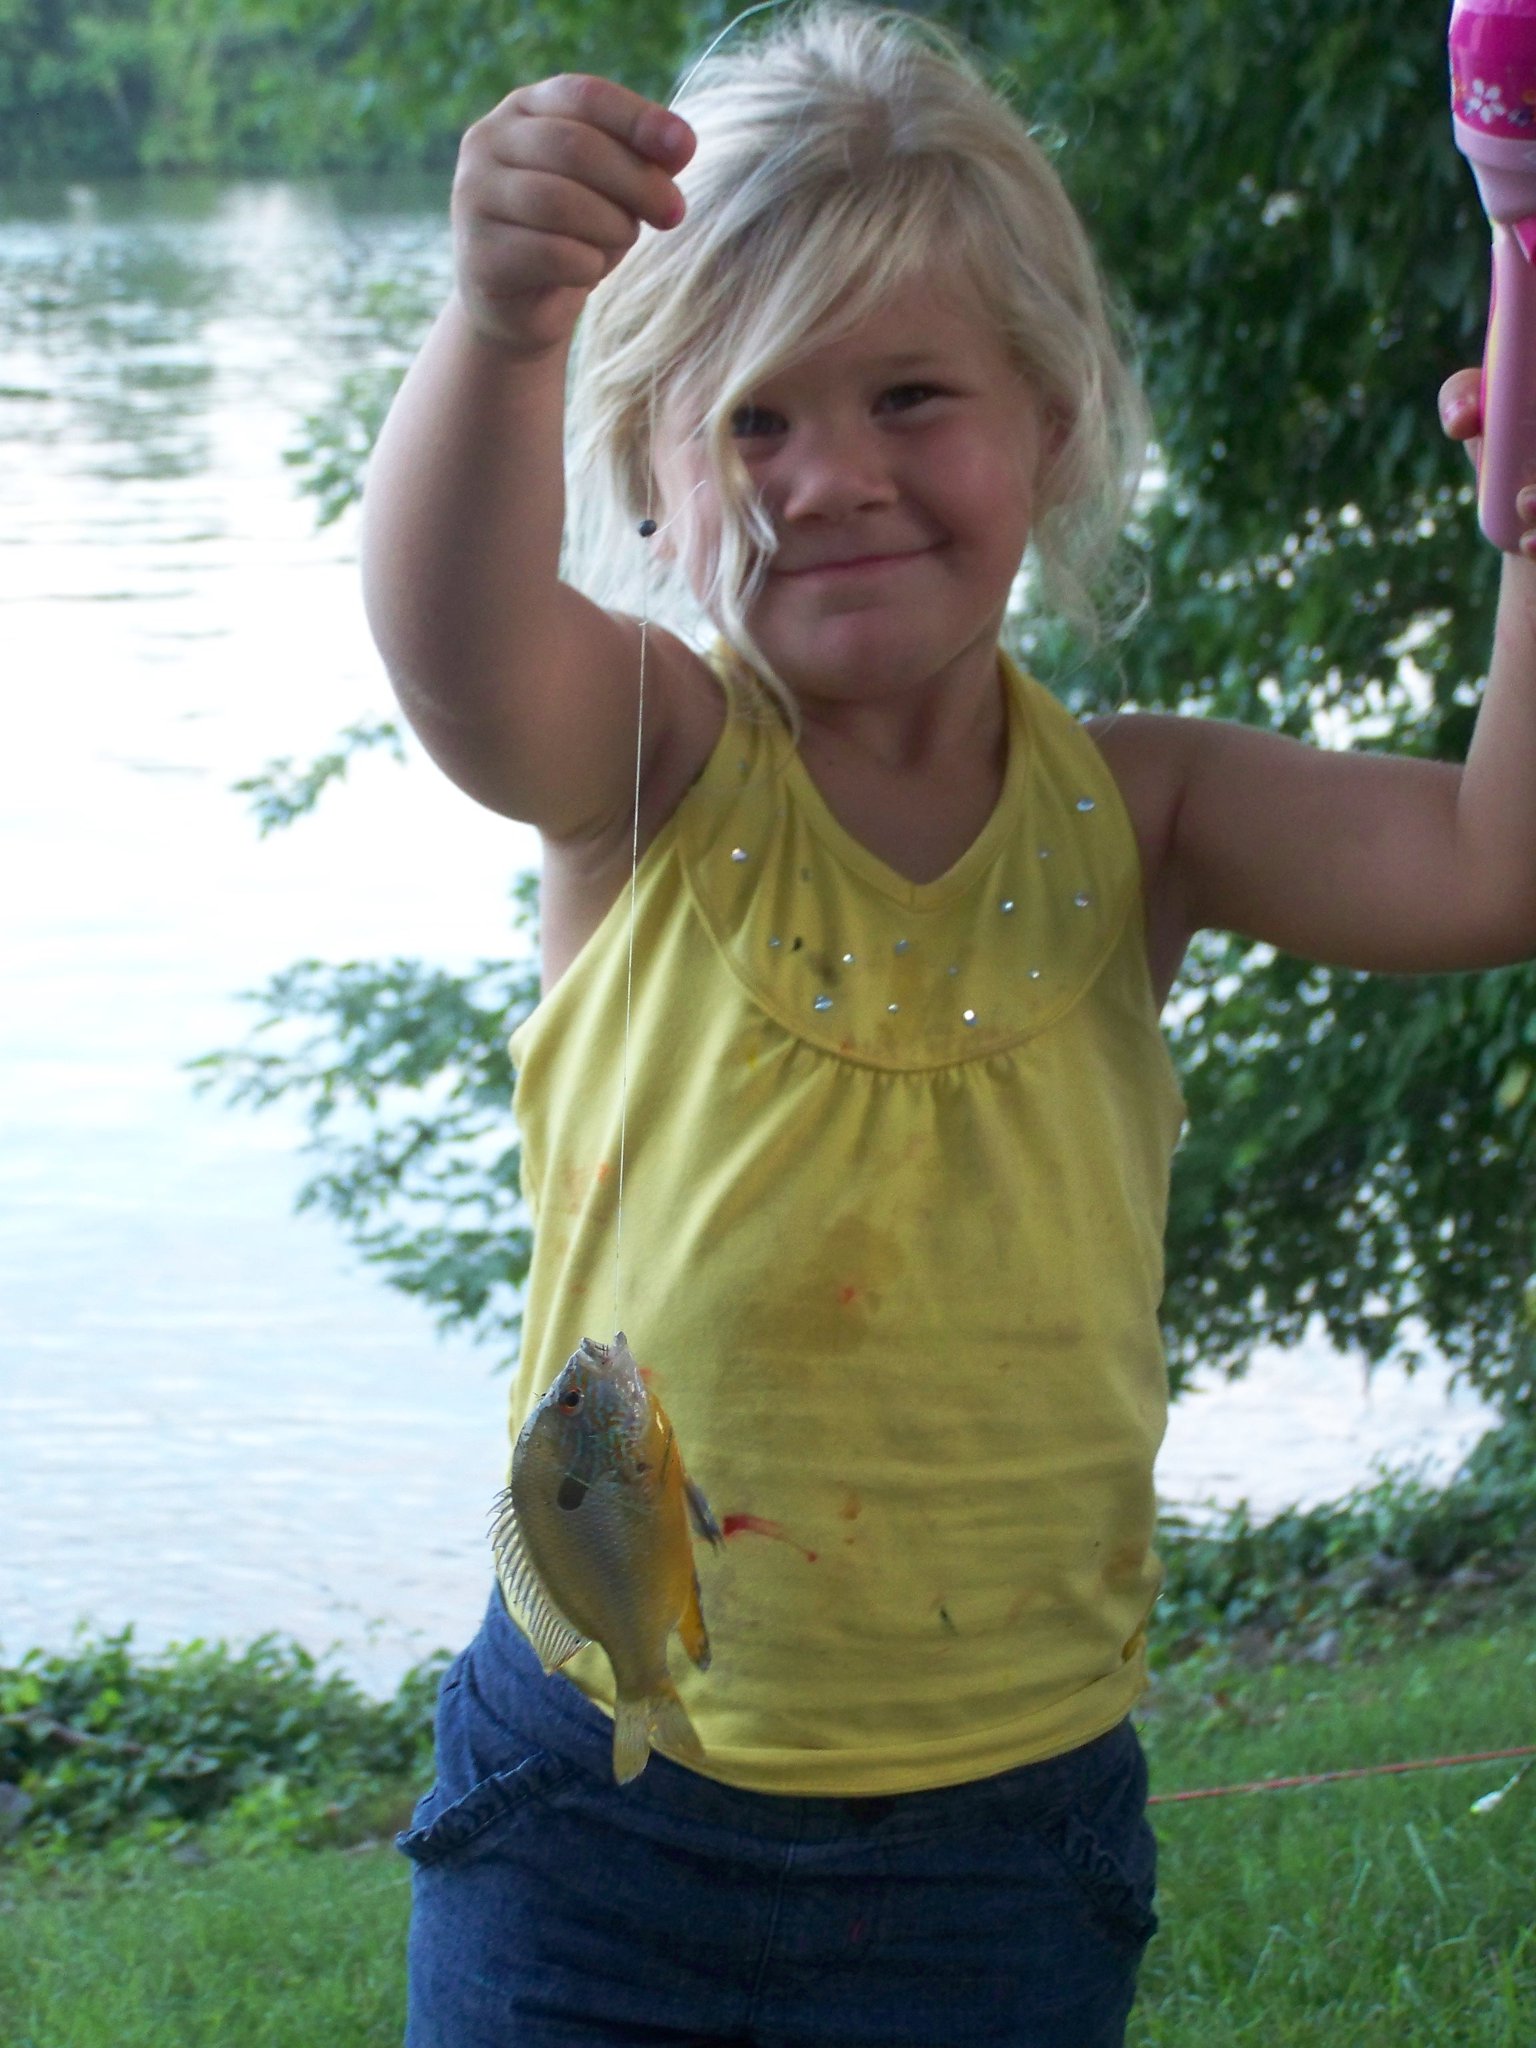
[730,403,785,439]
[878,382,945,414]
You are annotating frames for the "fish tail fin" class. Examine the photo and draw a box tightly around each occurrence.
[648,1681,706,1770]
[612,1681,704,1784]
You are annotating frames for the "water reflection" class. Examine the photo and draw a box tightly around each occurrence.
[1,173,528,1692]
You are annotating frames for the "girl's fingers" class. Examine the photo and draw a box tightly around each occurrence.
[462,110,687,234]
[463,224,612,296]
[1439,367,1483,439]
[467,167,642,256]
[507,73,695,173]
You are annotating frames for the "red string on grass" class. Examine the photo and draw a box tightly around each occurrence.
[1148,1744,1536,1806]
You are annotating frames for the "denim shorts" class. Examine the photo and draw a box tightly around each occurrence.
[399,1586,1157,2048]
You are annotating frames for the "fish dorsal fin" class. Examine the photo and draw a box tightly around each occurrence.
[489,1486,590,1674]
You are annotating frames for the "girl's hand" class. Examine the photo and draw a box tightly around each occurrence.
[1439,364,1536,556]
[451,74,695,360]
[1440,364,1484,472]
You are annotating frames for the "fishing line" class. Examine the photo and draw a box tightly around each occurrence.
[610,1,786,1326]
[672,0,789,102]
[1147,1741,1536,1808]
[610,369,659,1330]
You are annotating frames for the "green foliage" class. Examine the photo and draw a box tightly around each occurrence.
[3,1622,1534,2045]
[0,0,449,176]
[287,361,408,526]
[1164,943,1536,1407]
[233,717,406,835]
[259,0,729,140]
[0,1628,443,1849]
[1156,1418,1536,1662]
[0,0,763,179]
[283,275,441,526]
[190,834,540,1356]
[196,724,540,1355]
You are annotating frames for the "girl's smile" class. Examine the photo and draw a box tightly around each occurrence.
[772,545,936,578]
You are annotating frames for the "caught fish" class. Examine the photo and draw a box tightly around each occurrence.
[491,1331,723,1783]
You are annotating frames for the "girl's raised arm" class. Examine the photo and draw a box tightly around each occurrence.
[360,76,716,841]
[1102,368,1536,988]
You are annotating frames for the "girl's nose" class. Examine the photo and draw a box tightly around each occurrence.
[775,423,898,521]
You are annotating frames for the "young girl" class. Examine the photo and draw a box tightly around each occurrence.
[362,7,1536,2043]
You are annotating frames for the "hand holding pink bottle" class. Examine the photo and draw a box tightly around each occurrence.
[1450,0,1536,550]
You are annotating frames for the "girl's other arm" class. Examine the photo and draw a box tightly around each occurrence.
[360,76,715,840]
[1102,368,1536,984]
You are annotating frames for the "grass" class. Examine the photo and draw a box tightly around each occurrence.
[0,1608,1532,2046]
[1129,1611,1536,2043]
[0,1845,411,2048]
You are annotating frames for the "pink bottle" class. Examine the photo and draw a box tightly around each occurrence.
[1451,0,1536,550]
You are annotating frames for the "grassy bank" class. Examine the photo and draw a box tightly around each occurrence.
[1,1597,1531,2046]
[0,1848,411,2048]
[1133,1610,1536,2042]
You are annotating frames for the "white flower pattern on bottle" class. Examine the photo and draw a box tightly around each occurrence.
[1465,77,1506,124]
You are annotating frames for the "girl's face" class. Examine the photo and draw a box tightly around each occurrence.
[656,269,1059,712]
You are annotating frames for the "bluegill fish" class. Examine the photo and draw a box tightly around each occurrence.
[491,1332,723,1783]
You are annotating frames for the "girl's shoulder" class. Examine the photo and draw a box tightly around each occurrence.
[1083,709,1198,1007]
[1084,710,1185,862]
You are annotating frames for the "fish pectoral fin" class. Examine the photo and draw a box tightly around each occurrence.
[612,1682,704,1785]
[521,1596,588,1674]
[677,1571,712,1672]
[489,1488,590,1674]
[684,1476,724,1549]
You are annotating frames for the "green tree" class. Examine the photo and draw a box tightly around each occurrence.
[0,0,450,175]
[207,0,1536,1417]
[251,0,723,134]
[990,0,1528,1411]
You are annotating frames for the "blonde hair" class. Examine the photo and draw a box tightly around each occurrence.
[564,2,1149,720]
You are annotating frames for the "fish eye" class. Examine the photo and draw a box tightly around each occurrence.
[559,1388,582,1411]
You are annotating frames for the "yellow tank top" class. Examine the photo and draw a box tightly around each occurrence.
[506,651,1184,1796]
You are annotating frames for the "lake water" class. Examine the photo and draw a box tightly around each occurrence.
[0,176,1498,1695]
